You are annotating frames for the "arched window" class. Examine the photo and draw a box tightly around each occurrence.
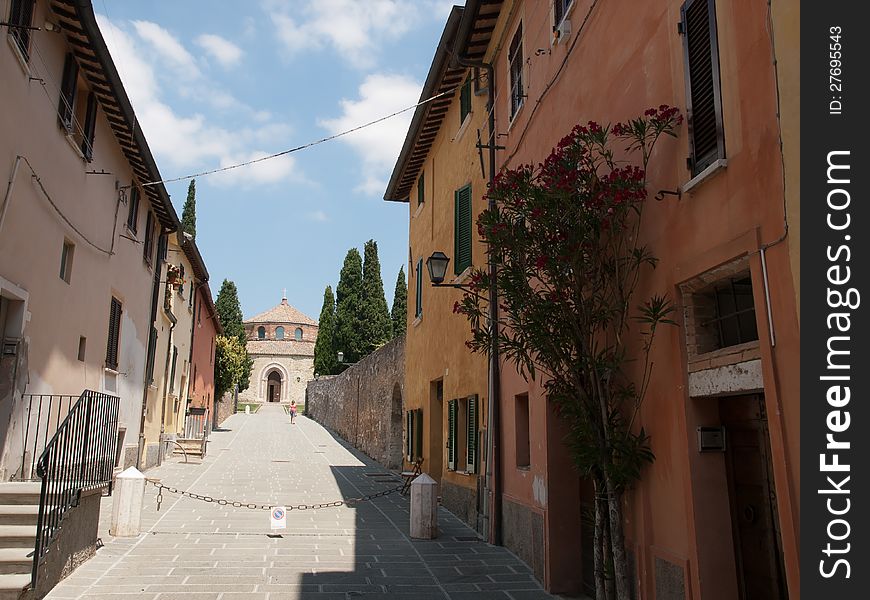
[257,326,265,339]
[295,328,303,341]
[276,326,285,340]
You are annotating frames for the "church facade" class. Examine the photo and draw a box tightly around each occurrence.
[238,295,318,405]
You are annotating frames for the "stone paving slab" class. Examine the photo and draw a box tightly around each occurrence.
[46,404,558,600]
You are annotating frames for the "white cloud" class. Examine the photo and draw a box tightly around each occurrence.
[319,73,422,195]
[97,15,299,187]
[132,20,200,76]
[196,34,243,68]
[268,0,449,69]
[307,210,329,222]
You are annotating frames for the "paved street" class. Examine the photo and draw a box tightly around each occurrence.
[47,404,554,600]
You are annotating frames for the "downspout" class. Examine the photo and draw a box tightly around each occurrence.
[157,302,177,466]
[0,156,22,235]
[184,280,205,429]
[138,231,165,470]
[453,38,502,544]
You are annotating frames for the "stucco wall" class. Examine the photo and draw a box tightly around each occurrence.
[306,336,404,470]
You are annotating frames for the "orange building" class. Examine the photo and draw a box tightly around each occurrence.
[188,280,221,426]
[451,0,800,597]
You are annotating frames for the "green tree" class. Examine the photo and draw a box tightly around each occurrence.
[360,240,392,354]
[391,267,407,337]
[333,248,364,365]
[181,178,196,240]
[214,279,253,392]
[313,285,338,376]
[214,335,248,399]
[456,107,682,600]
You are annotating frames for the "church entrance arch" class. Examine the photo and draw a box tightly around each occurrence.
[267,370,282,403]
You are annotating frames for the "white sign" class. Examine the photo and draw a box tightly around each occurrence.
[270,506,287,529]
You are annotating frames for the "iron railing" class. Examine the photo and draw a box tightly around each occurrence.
[32,390,119,587]
[19,395,79,480]
[182,407,209,440]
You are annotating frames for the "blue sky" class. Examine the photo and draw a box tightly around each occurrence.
[96,1,455,320]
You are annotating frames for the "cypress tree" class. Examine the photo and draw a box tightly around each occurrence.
[181,178,196,240]
[313,286,338,376]
[333,248,364,365]
[214,279,253,392]
[360,240,392,354]
[391,266,407,337]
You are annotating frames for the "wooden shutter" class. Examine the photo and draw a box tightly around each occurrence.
[466,395,479,473]
[127,187,140,234]
[417,172,424,206]
[454,185,472,274]
[554,0,565,26]
[106,297,122,370]
[406,410,413,461]
[80,92,98,160]
[418,258,424,314]
[58,53,79,131]
[509,23,523,118]
[414,408,423,460]
[447,399,457,470]
[143,211,154,263]
[460,77,471,123]
[681,0,725,175]
[10,0,35,59]
[145,326,158,384]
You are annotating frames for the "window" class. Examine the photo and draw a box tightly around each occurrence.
[554,0,573,27]
[59,240,74,283]
[454,185,472,274]
[699,275,758,351]
[276,326,285,340]
[157,232,168,262]
[406,408,423,461]
[459,76,472,124]
[145,326,157,384]
[680,0,725,175]
[447,395,479,473]
[417,172,425,207]
[58,53,97,159]
[127,186,140,234]
[515,393,531,468]
[143,211,155,265]
[295,328,303,341]
[257,326,266,339]
[58,53,79,132]
[177,264,185,296]
[77,336,86,362]
[8,0,35,60]
[80,92,97,160]
[105,297,122,370]
[169,346,178,393]
[415,258,423,319]
[508,23,524,119]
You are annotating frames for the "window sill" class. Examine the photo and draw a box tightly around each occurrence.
[104,367,119,375]
[507,101,525,132]
[7,35,31,78]
[64,132,86,161]
[451,266,473,285]
[413,201,425,219]
[412,315,423,328]
[453,113,473,143]
[681,159,727,195]
[516,465,531,471]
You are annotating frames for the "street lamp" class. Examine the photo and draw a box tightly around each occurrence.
[426,251,450,284]
[337,351,344,364]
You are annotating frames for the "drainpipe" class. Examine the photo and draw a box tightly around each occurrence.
[157,303,177,466]
[138,231,166,469]
[0,156,22,235]
[453,24,502,544]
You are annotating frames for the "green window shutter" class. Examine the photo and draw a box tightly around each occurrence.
[415,258,423,318]
[447,400,457,470]
[466,395,478,473]
[460,77,471,123]
[414,408,424,460]
[417,172,424,206]
[454,185,472,274]
[406,410,413,461]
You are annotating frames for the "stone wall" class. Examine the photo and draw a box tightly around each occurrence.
[306,336,404,470]
[239,354,314,406]
[214,391,236,428]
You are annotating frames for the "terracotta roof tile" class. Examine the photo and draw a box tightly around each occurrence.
[245,299,318,326]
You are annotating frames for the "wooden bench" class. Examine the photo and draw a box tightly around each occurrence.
[400,458,424,495]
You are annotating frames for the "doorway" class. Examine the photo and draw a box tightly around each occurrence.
[720,394,788,599]
[429,379,444,480]
[267,370,282,402]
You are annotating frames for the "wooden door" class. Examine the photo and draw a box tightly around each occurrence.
[720,394,788,600]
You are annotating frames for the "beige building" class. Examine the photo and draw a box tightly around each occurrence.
[239,296,317,406]
[0,0,178,477]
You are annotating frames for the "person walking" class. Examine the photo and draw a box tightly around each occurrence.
[289,399,297,424]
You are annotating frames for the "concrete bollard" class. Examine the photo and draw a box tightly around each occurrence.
[409,473,438,539]
[111,467,146,537]
[245,405,250,414]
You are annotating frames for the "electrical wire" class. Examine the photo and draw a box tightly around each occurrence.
[139,86,460,188]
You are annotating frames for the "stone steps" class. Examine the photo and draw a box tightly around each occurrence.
[0,483,42,598]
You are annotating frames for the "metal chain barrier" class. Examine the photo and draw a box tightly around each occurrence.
[149,480,404,512]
